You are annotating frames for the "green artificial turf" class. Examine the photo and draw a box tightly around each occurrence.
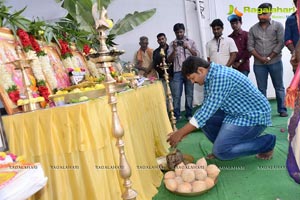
[153,100,299,200]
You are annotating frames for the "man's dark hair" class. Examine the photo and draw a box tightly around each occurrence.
[230,16,242,23]
[173,23,185,32]
[258,2,272,9]
[210,19,224,28]
[157,33,166,38]
[139,36,148,42]
[182,56,210,77]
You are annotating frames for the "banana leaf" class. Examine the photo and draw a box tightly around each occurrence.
[109,8,156,36]
[63,0,93,27]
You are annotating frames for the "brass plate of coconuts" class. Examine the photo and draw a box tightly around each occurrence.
[163,157,220,196]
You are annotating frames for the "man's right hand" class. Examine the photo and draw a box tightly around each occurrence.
[167,130,185,148]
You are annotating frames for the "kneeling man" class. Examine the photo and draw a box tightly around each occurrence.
[167,56,275,160]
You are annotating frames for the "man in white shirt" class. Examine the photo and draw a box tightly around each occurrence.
[206,19,238,67]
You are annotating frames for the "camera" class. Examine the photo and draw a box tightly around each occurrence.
[176,40,184,46]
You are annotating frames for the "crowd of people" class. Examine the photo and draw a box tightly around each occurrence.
[134,2,298,161]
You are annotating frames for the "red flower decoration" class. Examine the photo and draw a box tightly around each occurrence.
[29,35,46,56]
[58,39,72,59]
[17,28,33,52]
[38,85,50,103]
[109,66,115,72]
[8,90,20,104]
[83,44,91,55]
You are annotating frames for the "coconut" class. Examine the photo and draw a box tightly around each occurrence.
[174,176,183,185]
[195,168,207,181]
[181,169,195,183]
[177,182,192,193]
[164,178,177,191]
[192,180,207,192]
[196,157,207,169]
[174,162,186,176]
[164,171,176,179]
[206,164,220,179]
[204,177,215,189]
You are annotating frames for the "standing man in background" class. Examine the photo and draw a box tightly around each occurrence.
[134,36,157,78]
[206,19,238,67]
[248,2,288,117]
[153,33,173,81]
[167,23,199,121]
[153,33,173,110]
[285,0,299,73]
[228,14,251,76]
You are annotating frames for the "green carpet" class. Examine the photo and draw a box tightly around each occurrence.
[153,100,300,200]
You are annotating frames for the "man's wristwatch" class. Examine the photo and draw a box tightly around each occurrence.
[266,57,271,61]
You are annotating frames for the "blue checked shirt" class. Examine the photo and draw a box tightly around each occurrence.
[191,62,272,128]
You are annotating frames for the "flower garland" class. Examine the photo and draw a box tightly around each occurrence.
[16,29,32,52]
[38,55,58,90]
[29,35,46,57]
[58,39,72,59]
[17,28,52,104]
[0,64,20,105]
[59,39,75,71]
[36,80,50,103]
[28,33,58,90]
[0,62,16,92]
[0,38,21,105]
[82,44,101,78]
[0,41,20,105]
[58,39,87,83]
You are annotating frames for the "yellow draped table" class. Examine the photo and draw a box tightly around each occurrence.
[2,81,172,200]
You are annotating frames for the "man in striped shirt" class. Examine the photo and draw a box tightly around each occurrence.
[167,56,276,160]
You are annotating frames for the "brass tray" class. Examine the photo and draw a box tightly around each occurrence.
[49,83,129,104]
[49,88,106,104]
[63,81,97,91]
[169,177,218,197]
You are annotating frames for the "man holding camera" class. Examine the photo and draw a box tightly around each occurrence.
[167,23,199,121]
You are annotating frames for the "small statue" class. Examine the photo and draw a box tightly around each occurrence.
[92,3,112,29]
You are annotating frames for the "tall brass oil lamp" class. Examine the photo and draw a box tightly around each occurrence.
[88,5,137,200]
[159,49,177,131]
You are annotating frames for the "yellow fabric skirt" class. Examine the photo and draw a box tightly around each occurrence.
[3,81,171,200]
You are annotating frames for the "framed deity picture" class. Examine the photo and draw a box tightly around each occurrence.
[0,114,8,151]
